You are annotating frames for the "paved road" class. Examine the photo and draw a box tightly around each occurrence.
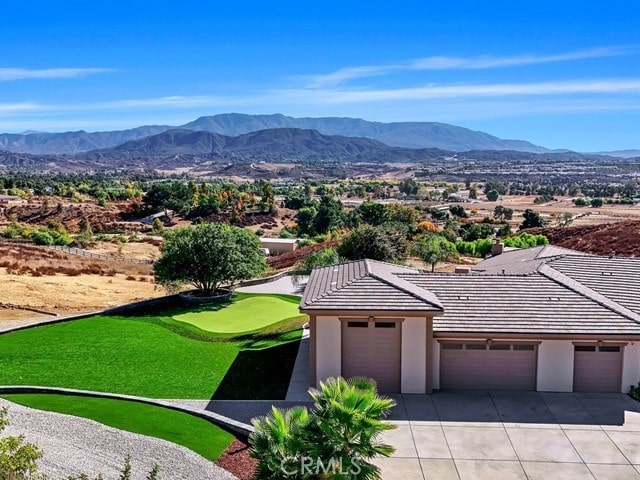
[375,391,640,480]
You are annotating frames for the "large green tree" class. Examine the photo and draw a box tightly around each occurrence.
[337,224,408,262]
[412,235,458,272]
[520,209,546,230]
[154,222,266,294]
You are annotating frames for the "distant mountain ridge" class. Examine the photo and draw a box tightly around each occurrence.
[80,127,447,164]
[0,113,550,154]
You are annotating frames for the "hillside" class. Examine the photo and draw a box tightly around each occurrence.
[0,113,549,154]
[80,128,448,164]
[529,220,640,257]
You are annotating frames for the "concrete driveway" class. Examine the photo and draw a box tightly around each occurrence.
[375,391,640,480]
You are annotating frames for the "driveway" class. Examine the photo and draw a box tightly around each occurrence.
[376,391,640,480]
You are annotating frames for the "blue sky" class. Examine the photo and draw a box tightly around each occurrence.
[1,0,639,151]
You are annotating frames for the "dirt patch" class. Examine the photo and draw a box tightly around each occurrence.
[85,239,161,261]
[528,220,640,257]
[215,439,257,480]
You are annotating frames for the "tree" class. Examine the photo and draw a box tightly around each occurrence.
[295,247,342,272]
[250,377,396,480]
[76,217,94,248]
[520,209,545,229]
[312,196,345,234]
[486,189,500,201]
[412,235,458,272]
[449,205,467,218]
[337,224,408,262]
[154,222,266,295]
[493,205,513,221]
[590,197,603,208]
[351,201,390,226]
[483,180,508,195]
[398,178,419,195]
[296,206,317,236]
[0,407,43,480]
[258,180,275,212]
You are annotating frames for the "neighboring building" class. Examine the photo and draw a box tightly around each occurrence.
[259,237,300,255]
[0,195,25,212]
[300,246,640,394]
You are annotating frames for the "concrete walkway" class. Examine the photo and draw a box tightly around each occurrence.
[235,275,307,295]
[375,391,640,480]
[286,330,312,401]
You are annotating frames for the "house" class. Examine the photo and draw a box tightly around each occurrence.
[299,245,640,394]
[259,237,300,255]
[0,195,25,212]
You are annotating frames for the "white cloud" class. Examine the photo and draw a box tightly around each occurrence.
[0,68,117,81]
[303,46,636,87]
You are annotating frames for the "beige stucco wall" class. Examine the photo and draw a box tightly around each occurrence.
[536,340,575,392]
[315,315,342,385]
[622,342,640,393]
[400,317,427,393]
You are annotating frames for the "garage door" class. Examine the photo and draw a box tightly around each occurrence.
[573,345,623,392]
[341,319,401,393]
[440,342,537,390]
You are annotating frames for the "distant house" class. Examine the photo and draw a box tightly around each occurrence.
[300,246,640,394]
[0,195,25,211]
[447,190,471,202]
[259,237,300,256]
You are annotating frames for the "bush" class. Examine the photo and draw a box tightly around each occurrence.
[503,233,549,248]
[30,231,54,245]
[455,238,493,257]
[251,377,395,480]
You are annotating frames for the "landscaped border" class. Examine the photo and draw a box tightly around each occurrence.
[0,385,254,437]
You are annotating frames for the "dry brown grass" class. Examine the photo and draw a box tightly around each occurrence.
[0,244,160,319]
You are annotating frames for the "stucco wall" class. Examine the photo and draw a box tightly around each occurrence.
[315,316,341,385]
[400,317,427,394]
[622,342,640,393]
[536,340,575,392]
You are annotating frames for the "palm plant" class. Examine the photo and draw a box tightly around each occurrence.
[303,377,396,479]
[250,406,310,479]
[250,377,396,480]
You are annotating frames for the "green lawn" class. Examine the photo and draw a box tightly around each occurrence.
[172,293,302,334]
[1,394,234,461]
[0,293,305,399]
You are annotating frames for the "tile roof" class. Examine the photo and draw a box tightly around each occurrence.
[399,272,640,334]
[546,256,640,315]
[300,259,443,312]
[300,247,640,335]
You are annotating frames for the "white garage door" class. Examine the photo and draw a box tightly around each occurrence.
[573,345,623,392]
[440,342,537,390]
[341,319,401,393]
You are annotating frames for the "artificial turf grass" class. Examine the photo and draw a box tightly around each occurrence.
[172,293,302,334]
[0,316,238,398]
[1,394,234,461]
[0,293,305,399]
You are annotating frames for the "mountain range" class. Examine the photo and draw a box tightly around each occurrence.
[0,113,550,155]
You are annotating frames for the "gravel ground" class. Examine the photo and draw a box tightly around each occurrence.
[0,399,237,480]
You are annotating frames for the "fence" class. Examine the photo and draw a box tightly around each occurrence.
[0,238,154,264]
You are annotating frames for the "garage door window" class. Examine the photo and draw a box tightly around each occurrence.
[375,322,396,328]
[575,345,596,352]
[489,344,510,350]
[441,343,463,350]
[347,321,368,328]
[599,346,621,353]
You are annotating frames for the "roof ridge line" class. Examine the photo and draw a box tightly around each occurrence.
[538,264,640,324]
[306,259,368,304]
[368,269,444,311]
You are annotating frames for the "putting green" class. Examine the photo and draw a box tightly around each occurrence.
[172,293,303,334]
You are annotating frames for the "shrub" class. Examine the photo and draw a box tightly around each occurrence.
[30,231,54,246]
[503,233,549,248]
[337,224,407,262]
[250,377,395,480]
